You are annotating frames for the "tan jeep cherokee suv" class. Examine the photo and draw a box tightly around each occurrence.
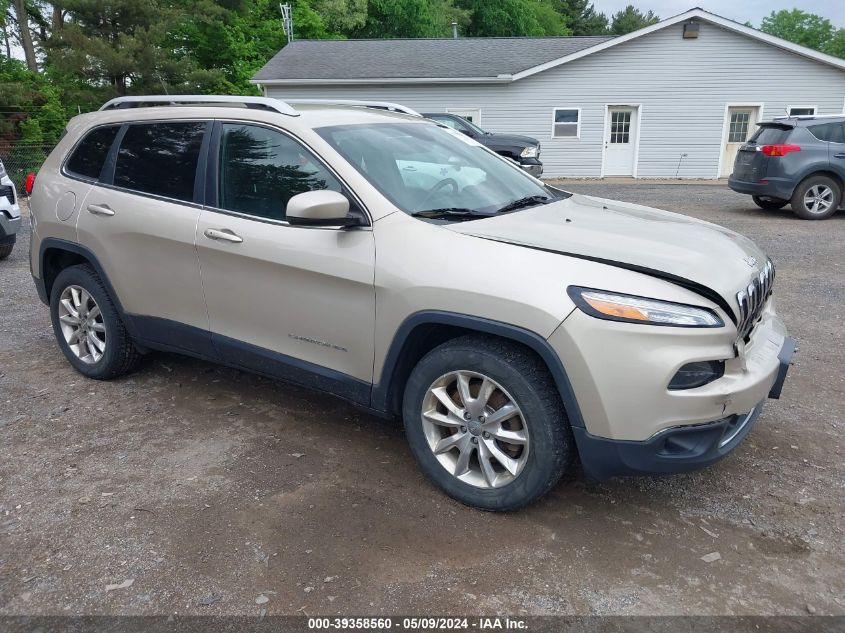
[29,96,794,510]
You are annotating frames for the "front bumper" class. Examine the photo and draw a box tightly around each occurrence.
[571,335,794,479]
[0,214,20,243]
[0,180,21,241]
[520,161,543,177]
[574,403,763,479]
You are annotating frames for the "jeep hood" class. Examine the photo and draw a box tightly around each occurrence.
[447,193,767,319]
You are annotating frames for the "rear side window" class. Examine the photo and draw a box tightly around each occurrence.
[65,126,120,180]
[114,122,206,202]
[808,122,845,144]
[749,126,790,145]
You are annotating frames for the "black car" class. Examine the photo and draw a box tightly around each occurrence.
[728,115,845,220]
[422,112,543,177]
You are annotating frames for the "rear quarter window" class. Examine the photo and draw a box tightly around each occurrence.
[808,122,845,143]
[65,126,120,180]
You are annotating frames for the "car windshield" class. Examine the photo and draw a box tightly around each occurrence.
[317,122,562,219]
[457,117,487,136]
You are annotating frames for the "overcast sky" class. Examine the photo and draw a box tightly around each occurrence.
[592,0,845,28]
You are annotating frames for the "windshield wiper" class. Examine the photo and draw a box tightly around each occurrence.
[411,208,489,220]
[494,195,552,214]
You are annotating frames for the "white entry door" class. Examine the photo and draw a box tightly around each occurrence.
[604,106,639,176]
[446,108,481,125]
[720,106,760,177]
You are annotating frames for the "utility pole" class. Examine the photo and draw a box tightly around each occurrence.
[280,3,293,43]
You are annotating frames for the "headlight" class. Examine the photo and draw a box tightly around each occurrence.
[567,287,724,328]
[0,160,6,179]
[520,146,538,158]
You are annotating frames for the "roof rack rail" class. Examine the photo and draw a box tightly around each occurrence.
[99,95,300,117]
[285,99,422,117]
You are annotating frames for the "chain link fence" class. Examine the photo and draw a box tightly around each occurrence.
[0,143,57,191]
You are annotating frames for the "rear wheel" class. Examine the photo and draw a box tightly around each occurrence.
[752,195,787,210]
[791,175,841,220]
[49,264,141,379]
[402,335,574,511]
[0,244,12,260]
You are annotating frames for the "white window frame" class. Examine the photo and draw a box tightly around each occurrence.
[787,105,817,116]
[551,107,581,139]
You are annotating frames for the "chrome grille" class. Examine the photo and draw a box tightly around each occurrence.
[735,259,774,340]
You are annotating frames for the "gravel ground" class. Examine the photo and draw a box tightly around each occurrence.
[0,184,843,617]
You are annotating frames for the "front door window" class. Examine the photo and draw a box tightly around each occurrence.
[218,123,341,221]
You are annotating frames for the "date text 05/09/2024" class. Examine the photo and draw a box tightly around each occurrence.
[307,617,528,630]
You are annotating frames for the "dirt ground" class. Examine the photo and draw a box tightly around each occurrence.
[0,183,843,617]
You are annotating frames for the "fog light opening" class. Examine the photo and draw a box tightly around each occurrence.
[668,360,725,390]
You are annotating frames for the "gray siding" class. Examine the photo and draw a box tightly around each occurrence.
[265,21,845,178]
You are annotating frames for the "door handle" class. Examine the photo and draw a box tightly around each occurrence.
[834,153,845,159]
[87,204,115,216]
[204,228,243,243]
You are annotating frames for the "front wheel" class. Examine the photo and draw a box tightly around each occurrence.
[752,195,787,210]
[402,335,574,511]
[791,175,841,220]
[0,243,13,260]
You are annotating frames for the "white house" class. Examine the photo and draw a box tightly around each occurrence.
[252,8,845,179]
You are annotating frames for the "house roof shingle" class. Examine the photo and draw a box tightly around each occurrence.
[251,36,615,81]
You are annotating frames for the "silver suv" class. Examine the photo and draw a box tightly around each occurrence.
[29,96,794,510]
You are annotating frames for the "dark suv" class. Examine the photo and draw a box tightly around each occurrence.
[422,113,543,177]
[728,115,845,220]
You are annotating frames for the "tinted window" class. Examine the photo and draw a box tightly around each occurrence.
[114,122,206,202]
[808,122,845,144]
[66,126,120,180]
[749,126,790,145]
[218,124,341,221]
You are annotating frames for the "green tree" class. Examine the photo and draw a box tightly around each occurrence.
[312,0,366,33]
[760,9,835,52]
[825,29,845,58]
[552,0,607,36]
[458,0,570,37]
[0,56,74,144]
[11,0,37,70]
[44,0,189,95]
[349,0,441,38]
[609,4,658,35]
[530,0,570,36]
[348,0,474,38]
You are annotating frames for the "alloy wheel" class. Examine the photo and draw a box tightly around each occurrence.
[803,184,834,215]
[420,370,529,488]
[58,285,107,364]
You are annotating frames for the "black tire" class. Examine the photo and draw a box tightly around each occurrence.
[751,195,788,211]
[402,335,574,511]
[0,243,12,260]
[790,175,841,220]
[49,264,141,380]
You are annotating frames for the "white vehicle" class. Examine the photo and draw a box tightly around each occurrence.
[0,158,21,259]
